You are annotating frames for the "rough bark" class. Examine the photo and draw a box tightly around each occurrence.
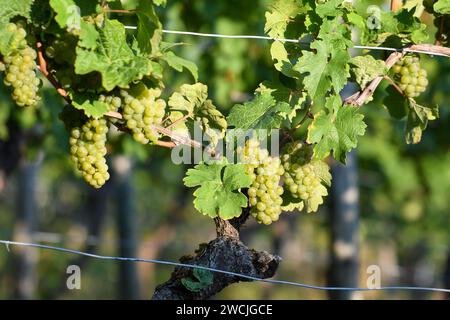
[152,210,281,300]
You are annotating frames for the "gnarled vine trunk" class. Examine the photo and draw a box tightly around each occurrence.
[152,211,281,300]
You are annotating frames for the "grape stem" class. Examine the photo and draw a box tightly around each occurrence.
[165,114,190,129]
[36,41,72,105]
[383,75,406,97]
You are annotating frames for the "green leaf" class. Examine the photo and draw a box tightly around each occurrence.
[183,162,252,219]
[256,81,307,122]
[405,99,439,144]
[434,0,450,14]
[75,19,151,91]
[264,0,305,38]
[270,41,300,78]
[78,20,99,49]
[49,0,81,32]
[70,92,109,119]
[227,92,291,132]
[281,192,304,212]
[161,51,198,81]
[311,160,332,187]
[316,0,344,18]
[345,11,365,29]
[152,0,166,6]
[307,99,366,163]
[181,268,213,293]
[135,0,162,54]
[350,55,386,89]
[383,86,409,119]
[168,83,226,145]
[295,40,350,99]
[0,0,34,24]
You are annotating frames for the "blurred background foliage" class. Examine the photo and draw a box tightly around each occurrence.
[0,0,448,299]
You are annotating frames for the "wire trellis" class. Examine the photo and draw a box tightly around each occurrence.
[122,27,450,58]
[1,240,449,294]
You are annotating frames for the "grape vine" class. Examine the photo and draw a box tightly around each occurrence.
[0,0,447,225]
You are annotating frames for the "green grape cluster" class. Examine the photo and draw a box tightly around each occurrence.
[121,85,166,144]
[281,141,330,213]
[392,56,428,98]
[240,139,284,225]
[69,118,109,188]
[99,94,122,112]
[1,23,40,107]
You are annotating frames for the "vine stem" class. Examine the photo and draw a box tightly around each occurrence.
[36,42,71,104]
[383,75,406,97]
[345,51,406,106]
[390,0,403,12]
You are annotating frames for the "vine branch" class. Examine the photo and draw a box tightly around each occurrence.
[345,51,405,106]
[345,44,450,107]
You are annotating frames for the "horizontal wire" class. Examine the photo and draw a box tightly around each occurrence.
[123,27,450,58]
[1,240,449,293]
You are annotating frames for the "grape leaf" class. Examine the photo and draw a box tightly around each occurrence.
[0,0,34,24]
[49,0,81,32]
[434,0,450,14]
[350,55,386,89]
[183,162,252,219]
[70,92,108,119]
[345,11,365,29]
[294,40,350,99]
[227,92,291,132]
[405,99,439,144]
[75,19,151,91]
[135,0,162,54]
[78,20,99,49]
[311,160,332,187]
[264,0,305,38]
[152,0,167,6]
[168,83,227,145]
[181,269,213,293]
[316,0,345,18]
[281,193,304,212]
[383,86,409,119]
[160,51,198,81]
[256,81,307,122]
[307,99,366,163]
[270,41,300,78]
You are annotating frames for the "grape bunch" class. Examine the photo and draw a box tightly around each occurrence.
[281,141,330,213]
[69,118,110,188]
[1,23,40,107]
[240,139,284,225]
[392,56,428,98]
[121,85,166,144]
